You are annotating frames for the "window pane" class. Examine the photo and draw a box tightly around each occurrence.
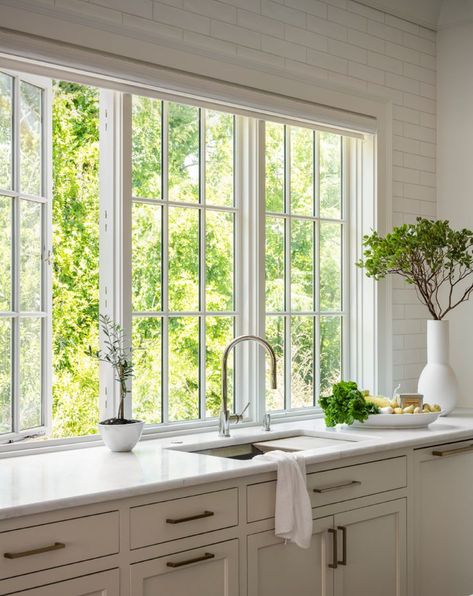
[0,196,11,311]
[206,210,233,311]
[20,82,42,196]
[205,110,233,207]
[265,315,285,411]
[265,122,284,213]
[168,206,199,311]
[132,202,161,311]
[290,126,313,216]
[133,317,162,424]
[132,95,162,199]
[320,132,342,219]
[168,316,199,421]
[206,316,233,418]
[291,316,314,408]
[320,316,342,398]
[20,199,42,312]
[320,222,342,311]
[168,103,199,203]
[20,317,42,429]
[0,318,11,434]
[265,216,285,312]
[0,73,13,191]
[291,219,313,311]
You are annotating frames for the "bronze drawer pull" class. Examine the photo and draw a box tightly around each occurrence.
[432,445,473,457]
[166,510,215,524]
[313,480,361,494]
[328,528,337,569]
[4,542,66,560]
[167,552,215,568]
[337,526,347,565]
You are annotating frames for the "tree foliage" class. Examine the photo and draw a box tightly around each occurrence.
[358,217,473,320]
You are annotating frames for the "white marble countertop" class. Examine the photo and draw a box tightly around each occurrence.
[2,410,473,520]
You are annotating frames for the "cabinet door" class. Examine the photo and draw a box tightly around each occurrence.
[12,569,119,595]
[130,539,238,596]
[334,499,407,596]
[247,516,334,596]
[415,442,473,596]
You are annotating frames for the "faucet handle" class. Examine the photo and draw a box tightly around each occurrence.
[262,413,271,431]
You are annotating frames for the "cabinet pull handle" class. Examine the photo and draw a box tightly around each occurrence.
[328,528,338,569]
[337,526,347,565]
[166,552,215,568]
[4,542,65,560]
[313,480,361,494]
[432,445,473,457]
[166,510,214,524]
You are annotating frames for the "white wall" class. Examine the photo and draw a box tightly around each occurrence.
[438,0,473,406]
[0,0,438,394]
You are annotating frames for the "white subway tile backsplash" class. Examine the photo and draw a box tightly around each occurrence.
[153,1,210,33]
[328,5,367,31]
[285,25,327,51]
[328,38,367,64]
[368,51,402,75]
[183,0,236,23]
[307,14,347,41]
[237,9,284,37]
[212,19,260,48]
[308,48,348,73]
[261,0,306,27]
[284,0,327,19]
[348,28,384,53]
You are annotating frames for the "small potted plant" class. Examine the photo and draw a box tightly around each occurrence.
[358,218,473,414]
[88,314,144,451]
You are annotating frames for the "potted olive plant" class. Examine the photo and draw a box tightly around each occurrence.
[358,218,473,415]
[88,314,144,451]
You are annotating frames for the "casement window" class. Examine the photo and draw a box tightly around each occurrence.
[0,66,373,445]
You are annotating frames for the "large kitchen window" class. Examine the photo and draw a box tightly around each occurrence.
[0,66,371,445]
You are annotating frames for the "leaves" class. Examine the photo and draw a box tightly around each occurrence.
[358,218,473,320]
[319,380,379,427]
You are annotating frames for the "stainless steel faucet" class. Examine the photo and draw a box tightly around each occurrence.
[219,335,277,438]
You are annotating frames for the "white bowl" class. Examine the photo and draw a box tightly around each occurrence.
[352,411,441,429]
[98,420,144,452]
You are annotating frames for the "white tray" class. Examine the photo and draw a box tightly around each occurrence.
[352,411,441,429]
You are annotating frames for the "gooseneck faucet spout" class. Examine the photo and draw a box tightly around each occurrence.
[219,335,277,438]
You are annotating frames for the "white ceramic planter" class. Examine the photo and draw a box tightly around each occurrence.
[98,420,144,452]
[418,320,459,416]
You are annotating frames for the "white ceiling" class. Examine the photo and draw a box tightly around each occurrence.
[357,0,444,30]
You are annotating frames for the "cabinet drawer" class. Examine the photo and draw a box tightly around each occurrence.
[0,512,119,580]
[247,457,407,522]
[130,488,238,549]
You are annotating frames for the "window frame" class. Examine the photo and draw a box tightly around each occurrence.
[0,60,381,449]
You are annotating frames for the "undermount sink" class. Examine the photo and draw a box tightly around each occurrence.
[168,430,369,461]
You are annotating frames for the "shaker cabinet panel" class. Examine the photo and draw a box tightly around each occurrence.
[11,569,119,596]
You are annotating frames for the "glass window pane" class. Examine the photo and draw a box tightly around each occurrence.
[132,95,162,199]
[265,216,285,312]
[291,219,314,311]
[0,73,13,191]
[206,210,233,311]
[206,316,233,418]
[0,318,11,434]
[320,222,342,312]
[168,207,199,312]
[132,202,161,311]
[168,102,199,203]
[205,110,233,207]
[319,132,342,219]
[20,317,42,430]
[265,315,285,411]
[20,82,42,196]
[265,121,284,213]
[291,316,314,408]
[168,316,199,421]
[0,196,11,311]
[290,126,313,216]
[132,317,162,424]
[20,199,42,312]
[320,316,342,398]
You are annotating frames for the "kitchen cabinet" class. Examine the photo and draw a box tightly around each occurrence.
[415,440,473,596]
[247,500,406,596]
[130,539,238,596]
[12,569,119,595]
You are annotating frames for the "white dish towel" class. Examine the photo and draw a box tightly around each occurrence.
[254,450,313,549]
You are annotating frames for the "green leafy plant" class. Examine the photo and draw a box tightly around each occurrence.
[358,218,473,320]
[319,381,379,427]
[87,315,134,423]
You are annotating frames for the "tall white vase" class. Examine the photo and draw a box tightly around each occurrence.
[418,320,459,416]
